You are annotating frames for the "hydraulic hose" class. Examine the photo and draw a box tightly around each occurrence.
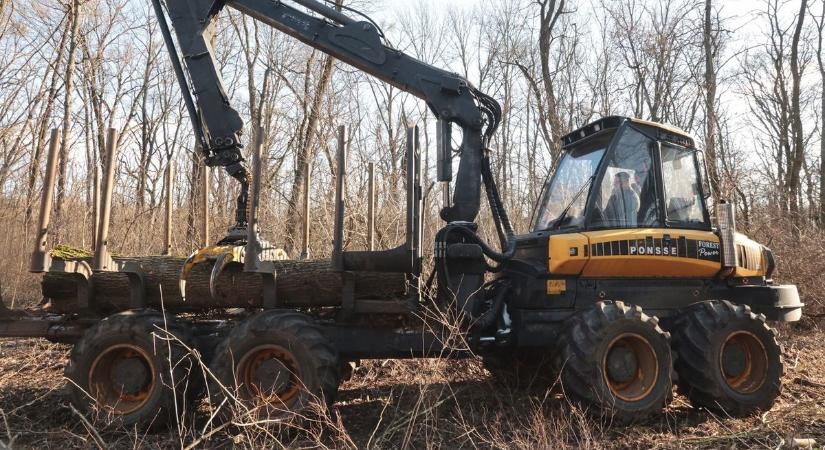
[481,153,516,259]
[459,87,516,263]
[473,280,510,330]
[437,153,515,264]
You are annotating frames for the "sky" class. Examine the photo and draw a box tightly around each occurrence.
[350,0,815,189]
[364,0,778,129]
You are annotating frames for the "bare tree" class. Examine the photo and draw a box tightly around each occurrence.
[812,0,825,224]
[607,0,703,129]
[25,10,70,225]
[788,0,809,224]
[54,0,82,238]
[282,49,337,254]
[515,0,568,163]
[703,0,722,205]
[740,0,814,219]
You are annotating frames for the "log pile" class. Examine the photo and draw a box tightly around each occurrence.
[42,256,407,313]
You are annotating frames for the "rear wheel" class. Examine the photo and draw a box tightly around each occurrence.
[209,311,340,426]
[670,300,782,415]
[555,301,673,422]
[65,310,201,429]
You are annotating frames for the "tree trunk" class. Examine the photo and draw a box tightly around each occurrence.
[703,0,721,207]
[537,0,566,162]
[787,0,808,229]
[54,0,81,240]
[814,2,825,225]
[283,51,336,254]
[187,152,200,247]
[41,256,406,313]
[25,11,70,225]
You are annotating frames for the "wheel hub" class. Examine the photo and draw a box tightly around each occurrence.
[720,331,768,394]
[88,344,156,415]
[253,358,292,394]
[111,357,150,395]
[602,333,659,402]
[607,344,638,384]
[238,344,301,405]
[722,342,747,378]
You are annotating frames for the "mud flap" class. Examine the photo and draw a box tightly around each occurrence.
[729,284,804,322]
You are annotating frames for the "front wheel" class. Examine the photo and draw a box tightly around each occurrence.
[555,301,673,422]
[670,300,783,416]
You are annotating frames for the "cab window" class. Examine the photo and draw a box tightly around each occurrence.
[590,128,661,229]
[533,144,606,231]
[661,145,707,227]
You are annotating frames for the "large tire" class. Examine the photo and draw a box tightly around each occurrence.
[555,301,673,422]
[65,309,201,429]
[670,300,782,416]
[209,311,340,426]
[482,349,555,390]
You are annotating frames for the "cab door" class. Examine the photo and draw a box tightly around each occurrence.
[580,126,719,278]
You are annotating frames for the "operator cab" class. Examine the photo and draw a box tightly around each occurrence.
[503,116,800,421]
[533,116,711,234]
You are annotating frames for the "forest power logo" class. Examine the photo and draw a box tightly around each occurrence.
[590,236,721,262]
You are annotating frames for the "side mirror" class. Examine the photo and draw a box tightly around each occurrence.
[436,119,452,182]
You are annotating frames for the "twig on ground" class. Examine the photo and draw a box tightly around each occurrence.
[68,403,107,450]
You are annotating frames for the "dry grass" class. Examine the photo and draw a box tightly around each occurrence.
[1,197,824,448]
[0,319,823,449]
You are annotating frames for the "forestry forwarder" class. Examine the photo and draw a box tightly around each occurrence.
[3,0,804,428]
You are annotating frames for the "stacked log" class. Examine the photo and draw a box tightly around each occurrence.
[41,256,407,313]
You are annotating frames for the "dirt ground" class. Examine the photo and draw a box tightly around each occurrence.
[0,320,823,449]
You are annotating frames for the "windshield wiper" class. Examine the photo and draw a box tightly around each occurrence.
[552,176,594,230]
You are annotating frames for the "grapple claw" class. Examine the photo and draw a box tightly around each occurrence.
[177,245,244,301]
[179,251,198,300]
[210,251,233,300]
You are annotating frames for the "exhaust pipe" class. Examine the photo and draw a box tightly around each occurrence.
[718,200,737,269]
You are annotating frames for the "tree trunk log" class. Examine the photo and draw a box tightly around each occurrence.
[42,256,407,313]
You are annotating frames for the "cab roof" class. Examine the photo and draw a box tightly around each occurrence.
[561,116,695,150]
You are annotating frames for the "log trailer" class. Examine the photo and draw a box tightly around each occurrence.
[0,0,805,427]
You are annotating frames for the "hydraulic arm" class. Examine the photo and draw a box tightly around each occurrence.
[154,0,513,323]
[152,0,502,240]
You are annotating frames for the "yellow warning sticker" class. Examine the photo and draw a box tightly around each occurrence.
[547,279,567,295]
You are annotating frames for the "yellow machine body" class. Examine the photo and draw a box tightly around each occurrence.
[547,229,769,281]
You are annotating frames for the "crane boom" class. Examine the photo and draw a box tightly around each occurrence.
[154,0,500,241]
